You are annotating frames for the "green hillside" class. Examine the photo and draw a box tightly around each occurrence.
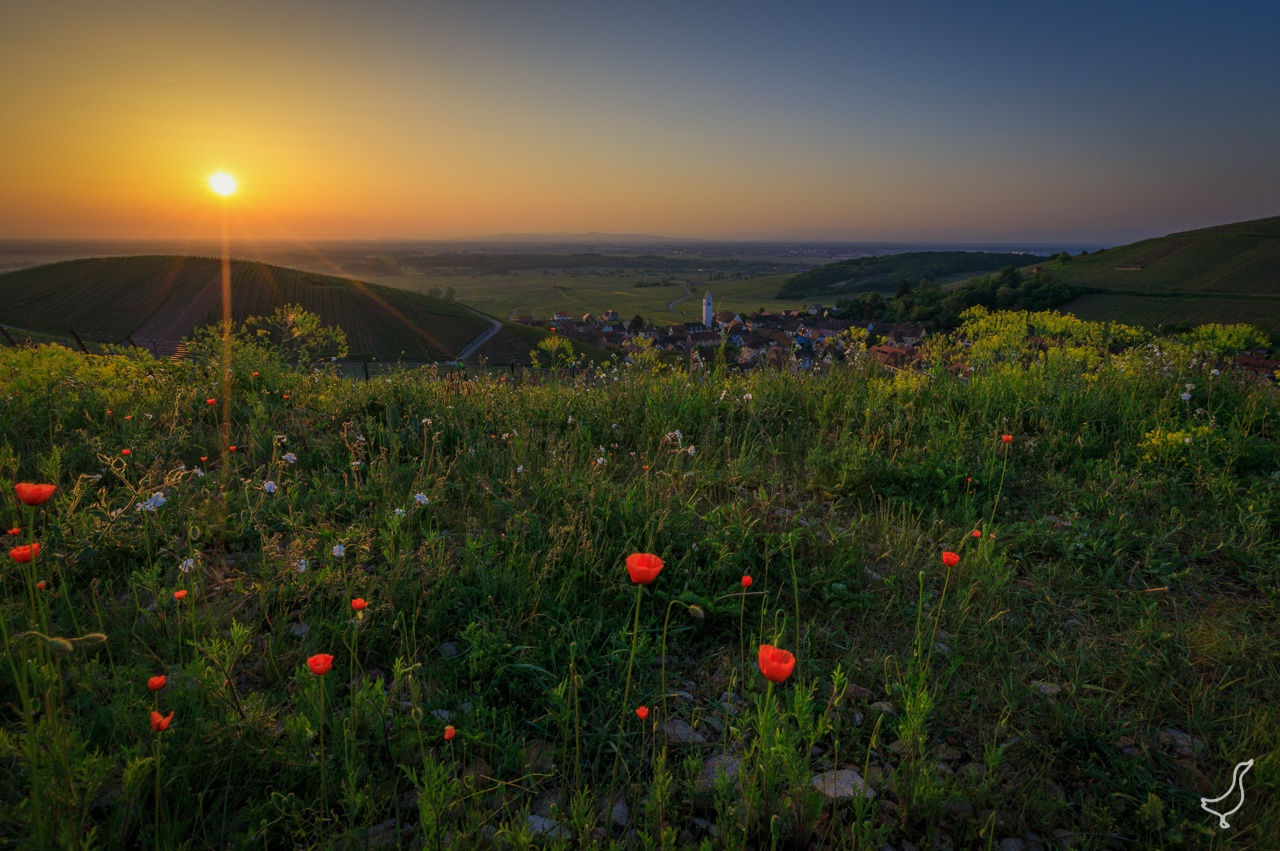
[1049,215,1280,333]
[777,251,1043,299]
[0,256,494,361]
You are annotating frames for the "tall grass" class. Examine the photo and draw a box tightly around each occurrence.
[0,316,1277,848]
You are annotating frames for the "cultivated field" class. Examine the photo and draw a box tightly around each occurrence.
[1045,215,1280,298]
[0,257,499,361]
[368,271,814,322]
[1062,293,1280,334]
[1,309,1276,848]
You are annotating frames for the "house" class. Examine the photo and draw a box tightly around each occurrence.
[1236,352,1279,377]
[687,330,721,348]
[870,344,922,370]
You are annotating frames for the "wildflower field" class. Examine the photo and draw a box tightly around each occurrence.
[1,309,1277,849]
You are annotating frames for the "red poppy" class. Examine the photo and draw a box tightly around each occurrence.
[966,477,972,484]
[307,654,334,676]
[206,398,216,405]
[252,372,259,377]
[942,551,960,568]
[758,644,796,683]
[14,483,56,506]
[635,706,649,720]
[124,415,131,420]
[443,725,456,741]
[971,530,981,538]
[150,710,174,732]
[7,528,19,536]
[148,675,167,691]
[228,445,237,452]
[741,575,753,588]
[351,598,367,611]
[625,553,664,585]
[107,409,113,415]
[200,456,208,462]
[173,590,187,601]
[36,580,47,590]
[282,394,290,400]
[9,543,40,563]
[122,449,131,456]
[1001,435,1012,444]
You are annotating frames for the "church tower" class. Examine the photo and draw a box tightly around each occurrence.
[703,291,714,328]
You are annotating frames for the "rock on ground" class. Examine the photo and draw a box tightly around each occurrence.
[697,753,741,793]
[810,768,876,800]
[664,718,706,745]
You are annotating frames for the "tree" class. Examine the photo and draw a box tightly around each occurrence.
[631,314,645,329]
[244,304,348,367]
[185,304,347,372]
[532,335,575,369]
[427,286,442,299]
[445,286,456,300]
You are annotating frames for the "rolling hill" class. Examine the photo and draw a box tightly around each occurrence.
[1048,214,1280,333]
[0,255,500,361]
[777,250,1045,299]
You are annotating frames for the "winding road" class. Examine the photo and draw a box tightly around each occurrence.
[454,307,503,361]
[667,283,694,317]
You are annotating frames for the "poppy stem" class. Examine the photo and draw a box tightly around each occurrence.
[788,534,801,662]
[154,730,162,851]
[988,440,1011,529]
[319,679,328,816]
[607,582,644,829]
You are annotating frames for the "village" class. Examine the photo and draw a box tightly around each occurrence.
[514,291,929,370]
[514,290,1279,378]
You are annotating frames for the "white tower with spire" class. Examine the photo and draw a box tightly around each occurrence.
[703,291,714,328]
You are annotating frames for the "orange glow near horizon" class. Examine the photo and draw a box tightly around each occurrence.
[1,3,1275,244]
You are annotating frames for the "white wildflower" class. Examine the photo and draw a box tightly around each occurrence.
[1181,392,1192,401]
[743,393,753,401]
[193,468,205,478]
[180,558,195,574]
[1211,369,1220,377]
[414,493,429,506]
[295,558,309,572]
[516,465,525,474]
[687,445,696,456]
[351,461,363,469]
[263,481,277,494]
[332,544,345,558]
[596,457,607,466]
[394,508,406,518]
[283,452,297,464]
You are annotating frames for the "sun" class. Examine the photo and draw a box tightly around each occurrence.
[209,172,237,196]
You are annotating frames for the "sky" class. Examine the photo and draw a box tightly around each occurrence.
[2,0,1278,244]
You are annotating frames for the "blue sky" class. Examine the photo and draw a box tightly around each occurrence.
[1,0,1277,241]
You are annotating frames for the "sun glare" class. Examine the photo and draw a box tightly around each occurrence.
[209,172,237,196]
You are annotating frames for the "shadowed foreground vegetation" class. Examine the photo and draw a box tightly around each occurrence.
[0,309,1277,849]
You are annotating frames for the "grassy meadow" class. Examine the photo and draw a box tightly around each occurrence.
[368,271,812,322]
[1,309,1278,849]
